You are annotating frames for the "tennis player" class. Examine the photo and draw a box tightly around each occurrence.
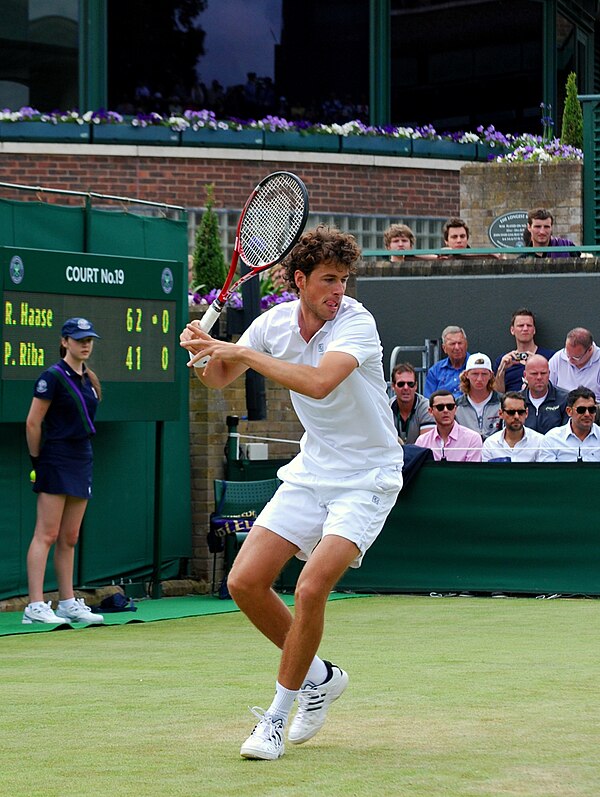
[181,226,403,760]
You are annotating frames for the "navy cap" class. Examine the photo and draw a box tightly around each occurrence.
[61,317,100,340]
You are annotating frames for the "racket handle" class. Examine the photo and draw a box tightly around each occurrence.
[191,301,223,368]
[199,303,222,333]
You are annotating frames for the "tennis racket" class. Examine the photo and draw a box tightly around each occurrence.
[199,171,309,335]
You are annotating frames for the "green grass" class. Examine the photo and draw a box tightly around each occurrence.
[1,595,599,797]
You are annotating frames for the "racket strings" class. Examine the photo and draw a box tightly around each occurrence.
[239,175,307,268]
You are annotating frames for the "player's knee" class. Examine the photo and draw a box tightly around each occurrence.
[227,564,257,602]
[294,577,329,612]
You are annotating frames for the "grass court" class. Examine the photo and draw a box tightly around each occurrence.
[1,594,599,797]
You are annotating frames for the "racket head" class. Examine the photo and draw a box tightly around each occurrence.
[237,171,309,270]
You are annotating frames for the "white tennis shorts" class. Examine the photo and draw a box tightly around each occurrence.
[254,461,403,568]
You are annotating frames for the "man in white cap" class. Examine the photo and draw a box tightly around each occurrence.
[455,352,501,439]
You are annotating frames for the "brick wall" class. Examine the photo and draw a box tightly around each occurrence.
[0,146,460,217]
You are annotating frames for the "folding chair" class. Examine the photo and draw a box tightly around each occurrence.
[210,478,280,591]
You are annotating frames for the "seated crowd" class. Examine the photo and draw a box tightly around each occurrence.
[383,207,578,261]
[390,311,600,463]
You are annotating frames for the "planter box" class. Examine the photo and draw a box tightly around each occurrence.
[91,125,180,145]
[181,127,263,148]
[263,131,340,152]
[0,121,90,143]
[341,135,411,156]
[411,139,477,160]
[476,142,507,161]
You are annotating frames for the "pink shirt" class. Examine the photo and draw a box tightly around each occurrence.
[415,422,482,462]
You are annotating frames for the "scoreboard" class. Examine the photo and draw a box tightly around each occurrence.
[1,247,185,421]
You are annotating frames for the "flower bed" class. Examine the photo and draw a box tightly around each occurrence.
[0,106,584,162]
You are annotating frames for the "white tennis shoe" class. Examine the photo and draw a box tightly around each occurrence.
[288,661,349,745]
[240,707,285,760]
[22,601,62,624]
[55,598,103,624]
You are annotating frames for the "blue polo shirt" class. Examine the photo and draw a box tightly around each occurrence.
[424,354,469,399]
[33,360,99,441]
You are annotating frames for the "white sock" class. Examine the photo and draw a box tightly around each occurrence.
[30,601,47,609]
[266,681,299,724]
[58,598,76,609]
[302,656,328,688]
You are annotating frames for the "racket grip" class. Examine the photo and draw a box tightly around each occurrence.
[191,301,223,368]
[199,303,222,333]
[189,351,209,369]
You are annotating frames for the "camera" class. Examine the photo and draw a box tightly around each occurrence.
[514,352,529,361]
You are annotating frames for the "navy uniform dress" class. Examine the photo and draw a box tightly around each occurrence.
[32,360,99,499]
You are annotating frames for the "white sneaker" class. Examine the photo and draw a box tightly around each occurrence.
[240,707,285,760]
[22,601,63,624]
[288,661,349,745]
[56,598,104,624]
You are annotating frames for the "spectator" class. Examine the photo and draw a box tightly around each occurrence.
[538,387,600,462]
[438,217,471,257]
[482,391,544,462]
[382,223,436,263]
[548,327,600,399]
[455,353,501,439]
[520,208,578,258]
[424,325,470,399]
[389,362,435,444]
[438,217,500,259]
[522,354,569,433]
[415,390,482,461]
[494,308,555,392]
[383,223,415,263]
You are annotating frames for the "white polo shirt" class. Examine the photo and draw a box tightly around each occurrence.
[548,345,600,399]
[482,427,544,462]
[238,296,403,477]
[538,421,600,462]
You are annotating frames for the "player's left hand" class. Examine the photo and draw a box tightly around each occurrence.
[180,322,212,358]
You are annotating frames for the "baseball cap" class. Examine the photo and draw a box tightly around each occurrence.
[61,317,100,340]
[465,352,492,372]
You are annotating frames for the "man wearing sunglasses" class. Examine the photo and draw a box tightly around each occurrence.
[389,362,435,444]
[538,387,600,462]
[548,328,600,399]
[482,392,544,462]
[415,389,482,462]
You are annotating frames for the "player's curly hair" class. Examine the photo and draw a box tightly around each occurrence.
[283,225,361,293]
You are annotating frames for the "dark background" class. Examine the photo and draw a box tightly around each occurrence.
[357,269,600,379]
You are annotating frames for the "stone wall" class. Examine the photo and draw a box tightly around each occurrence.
[460,161,582,246]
